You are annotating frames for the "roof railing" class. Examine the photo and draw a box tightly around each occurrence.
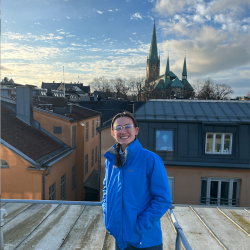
[169,205,192,250]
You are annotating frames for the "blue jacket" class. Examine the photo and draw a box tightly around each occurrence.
[102,139,172,249]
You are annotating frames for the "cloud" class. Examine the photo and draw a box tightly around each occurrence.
[2,32,63,41]
[108,9,113,12]
[35,22,41,25]
[1,43,63,61]
[66,16,70,19]
[70,43,87,47]
[66,35,75,37]
[132,33,136,35]
[210,0,250,13]
[93,9,103,14]
[154,0,188,16]
[87,48,102,51]
[59,32,65,34]
[130,13,143,20]
[160,26,250,77]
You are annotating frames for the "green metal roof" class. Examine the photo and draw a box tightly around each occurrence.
[182,79,194,91]
[171,77,184,88]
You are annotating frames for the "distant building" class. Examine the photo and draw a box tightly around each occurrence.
[41,81,90,94]
[144,21,194,100]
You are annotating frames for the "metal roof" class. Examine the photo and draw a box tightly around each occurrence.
[134,99,250,123]
[1,201,250,249]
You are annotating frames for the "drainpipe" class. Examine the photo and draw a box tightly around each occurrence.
[43,165,52,200]
[0,209,8,250]
[98,129,101,201]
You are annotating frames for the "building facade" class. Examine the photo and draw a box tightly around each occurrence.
[133,99,250,207]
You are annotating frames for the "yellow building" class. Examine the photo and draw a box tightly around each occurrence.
[1,86,101,201]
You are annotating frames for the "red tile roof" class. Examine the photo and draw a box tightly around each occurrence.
[1,106,62,161]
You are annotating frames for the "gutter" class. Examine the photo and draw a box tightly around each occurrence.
[1,139,41,168]
[163,160,250,169]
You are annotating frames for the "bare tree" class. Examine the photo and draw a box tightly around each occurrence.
[89,76,115,98]
[112,78,129,99]
[195,78,233,100]
[246,91,250,97]
[214,83,234,100]
[128,77,145,101]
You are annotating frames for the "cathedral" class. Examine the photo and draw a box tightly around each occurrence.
[144,20,194,99]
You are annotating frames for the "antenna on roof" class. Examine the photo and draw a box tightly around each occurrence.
[63,66,65,97]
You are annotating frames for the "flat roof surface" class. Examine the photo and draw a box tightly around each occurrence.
[1,202,250,250]
[134,99,250,123]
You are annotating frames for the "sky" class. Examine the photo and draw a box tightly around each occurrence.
[1,0,250,97]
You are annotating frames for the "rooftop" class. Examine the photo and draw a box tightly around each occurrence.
[34,105,102,122]
[1,201,250,249]
[1,105,63,161]
[134,99,250,123]
[79,101,145,125]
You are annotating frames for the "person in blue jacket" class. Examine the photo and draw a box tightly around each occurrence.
[102,111,172,250]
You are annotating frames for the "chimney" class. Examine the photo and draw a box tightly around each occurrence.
[16,86,33,125]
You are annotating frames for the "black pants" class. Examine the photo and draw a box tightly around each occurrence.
[115,241,163,250]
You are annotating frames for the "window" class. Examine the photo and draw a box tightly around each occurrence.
[92,120,94,137]
[95,146,97,162]
[168,177,174,203]
[205,133,232,154]
[1,160,9,168]
[155,130,173,151]
[200,177,240,207]
[53,126,62,134]
[72,125,76,148]
[91,149,94,167]
[72,166,76,190]
[96,119,99,135]
[61,174,66,200]
[86,122,89,141]
[85,154,88,174]
[49,183,56,200]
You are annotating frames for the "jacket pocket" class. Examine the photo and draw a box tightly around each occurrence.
[123,209,141,244]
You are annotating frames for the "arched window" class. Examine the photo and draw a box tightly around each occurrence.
[1,160,9,168]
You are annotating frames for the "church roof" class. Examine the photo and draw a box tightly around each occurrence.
[171,77,184,88]
[182,78,194,91]
[148,21,159,66]
[156,71,177,81]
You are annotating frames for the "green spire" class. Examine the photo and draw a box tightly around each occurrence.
[165,52,170,75]
[148,19,159,66]
[182,52,187,77]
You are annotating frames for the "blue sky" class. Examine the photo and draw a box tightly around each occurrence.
[2,0,250,97]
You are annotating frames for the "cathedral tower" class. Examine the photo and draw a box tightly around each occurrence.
[146,20,160,84]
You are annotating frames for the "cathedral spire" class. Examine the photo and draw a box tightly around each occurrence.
[165,51,170,75]
[148,20,159,65]
[182,50,187,78]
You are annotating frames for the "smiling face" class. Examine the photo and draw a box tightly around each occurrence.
[112,117,139,151]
